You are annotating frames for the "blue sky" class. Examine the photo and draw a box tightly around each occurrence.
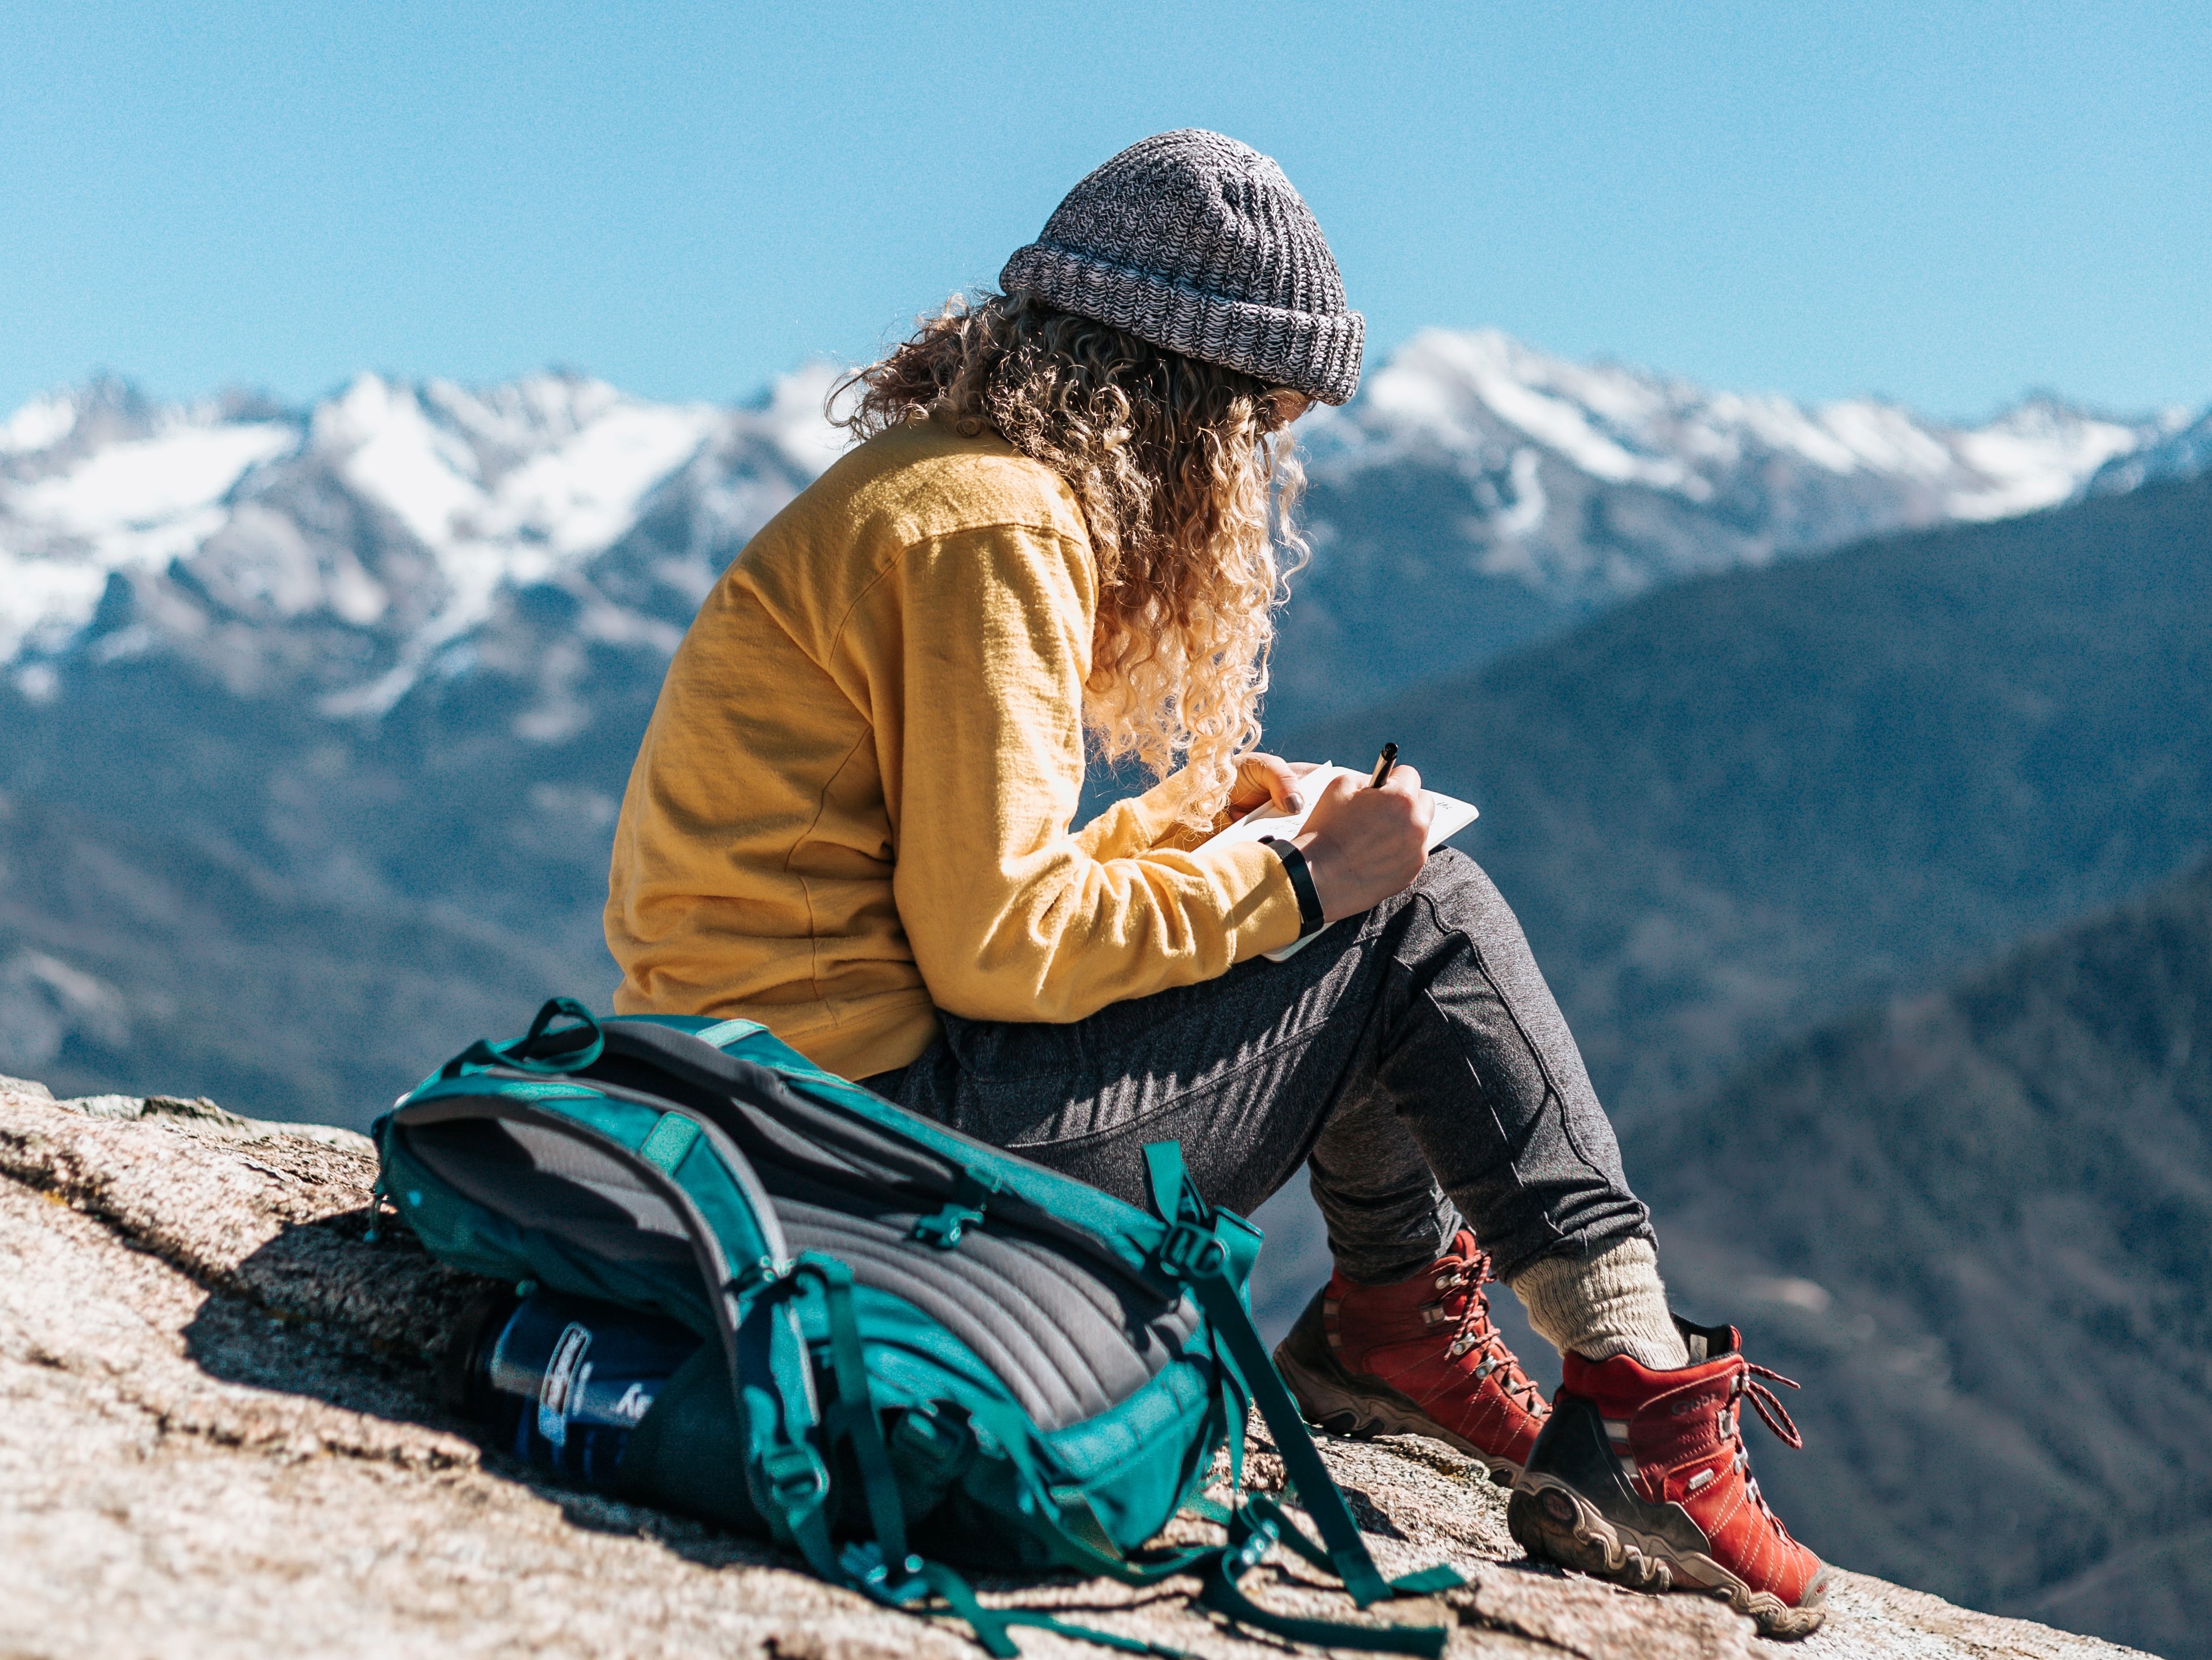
[6,1,2208,422]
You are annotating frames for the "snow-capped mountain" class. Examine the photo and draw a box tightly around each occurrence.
[0,365,846,721]
[2086,405,2212,497]
[1,332,2198,737]
[1261,330,2189,721]
[1312,329,2158,527]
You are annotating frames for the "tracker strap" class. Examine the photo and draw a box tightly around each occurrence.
[1259,837,1325,937]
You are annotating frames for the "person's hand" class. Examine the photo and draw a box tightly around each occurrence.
[1292,764,1432,921]
[1228,753,1310,816]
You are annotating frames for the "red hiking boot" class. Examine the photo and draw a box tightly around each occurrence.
[1507,1317,1834,1638]
[1272,1231,1547,1483]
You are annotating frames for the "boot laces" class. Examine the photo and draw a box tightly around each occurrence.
[1724,1358,1804,1533]
[1434,1251,1545,1415]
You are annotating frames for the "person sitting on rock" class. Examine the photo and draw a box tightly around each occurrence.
[603,128,1833,1637]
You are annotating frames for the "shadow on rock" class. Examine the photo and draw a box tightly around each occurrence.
[181,1209,490,1430]
[188,1210,807,1576]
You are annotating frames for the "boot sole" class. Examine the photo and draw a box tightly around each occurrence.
[1273,1341,1524,1486]
[1508,1472,1830,1639]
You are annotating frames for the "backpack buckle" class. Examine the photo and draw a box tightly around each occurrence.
[1157,1220,1228,1281]
[730,1255,790,1297]
[911,1168,1002,1250]
[758,1441,830,1514]
[890,1407,974,1480]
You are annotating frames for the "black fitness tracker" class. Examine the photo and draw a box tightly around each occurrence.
[1260,835,1325,938]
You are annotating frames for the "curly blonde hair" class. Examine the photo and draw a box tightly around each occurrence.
[837,290,1307,827]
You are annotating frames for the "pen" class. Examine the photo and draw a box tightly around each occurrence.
[1368,743,1398,788]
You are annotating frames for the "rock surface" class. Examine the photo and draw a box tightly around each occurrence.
[0,1076,2150,1659]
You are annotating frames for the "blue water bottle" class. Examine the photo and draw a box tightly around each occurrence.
[445,1287,704,1491]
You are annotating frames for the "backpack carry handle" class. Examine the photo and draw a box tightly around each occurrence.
[440,997,606,1080]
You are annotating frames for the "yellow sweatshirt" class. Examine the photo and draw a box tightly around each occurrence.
[604,416,1303,1080]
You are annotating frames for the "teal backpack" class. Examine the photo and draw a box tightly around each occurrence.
[372,999,1462,1656]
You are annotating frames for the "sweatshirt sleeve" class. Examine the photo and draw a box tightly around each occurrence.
[1070,767,1222,861]
[871,522,1303,1024]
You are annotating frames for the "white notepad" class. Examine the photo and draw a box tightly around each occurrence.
[1203,763,1480,961]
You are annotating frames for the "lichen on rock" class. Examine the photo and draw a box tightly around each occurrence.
[0,1076,2149,1659]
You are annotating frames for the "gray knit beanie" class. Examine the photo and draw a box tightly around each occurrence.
[1000,130,1363,406]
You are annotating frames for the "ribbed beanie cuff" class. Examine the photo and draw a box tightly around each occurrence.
[1000,130,1364,405]
[1508,1237,1691,1371]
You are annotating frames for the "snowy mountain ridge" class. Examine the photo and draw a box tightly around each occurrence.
[2,334,2198,729]
[2086,404,2212,497]
[1311,328,2167,521]
[0,366,845,707]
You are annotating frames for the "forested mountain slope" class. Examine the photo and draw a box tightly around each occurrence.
[1634,855,2212,1658]
[1292,473,2212,1121]
[0,787,556,1120]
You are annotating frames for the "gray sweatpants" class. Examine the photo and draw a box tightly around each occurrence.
[865,848,1652,1285]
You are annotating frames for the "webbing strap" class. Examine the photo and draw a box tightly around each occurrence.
[1142,1143,1396,1607]
[1141,1140,1464,1625]
[738,1277,840,1583]
[888,1561,1189,1659]
[1243,1493,1464,1596]
[793,1254,910,1571]
[864,1401,1451,1659]
[1200,1546,1450,1657]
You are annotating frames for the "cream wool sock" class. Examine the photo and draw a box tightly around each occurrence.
[1508,1237,1691,1370]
